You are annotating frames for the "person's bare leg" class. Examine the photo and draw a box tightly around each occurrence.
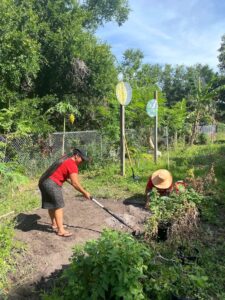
[48,209,57,229]
[54,208,72,236]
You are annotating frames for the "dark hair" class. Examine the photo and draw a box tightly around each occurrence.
[72,148,88,161]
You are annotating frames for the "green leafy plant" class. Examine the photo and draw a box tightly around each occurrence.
[43,229,151,300]
[145,188,201,242]
[47,102,80,155]
[197,132,209,145]
[0,162,28,186]
[0,221,15,291]
[42,228,211,300]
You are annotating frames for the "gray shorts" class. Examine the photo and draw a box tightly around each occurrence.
[39,178,64,209]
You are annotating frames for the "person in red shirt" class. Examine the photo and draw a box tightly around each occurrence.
[145,169,186,208]
[145,169,173,209]
[39,148,91,237]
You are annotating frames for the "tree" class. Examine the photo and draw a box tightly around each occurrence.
[185,64,215,97]
[120,49,144,82]
[0,0,131,135]
[0,0,40,108]
[165,99,187,147]
[159,64,216,107]
[213,75,225,122]
[159,64,173,106]
[47,101,79,154]
[28,0,119,131]
[218,34,225,74]
[81,0,130,29]
[136,64,162,86]
[187,77,222,145]
[117,49,168,150]
[0,98,52,135]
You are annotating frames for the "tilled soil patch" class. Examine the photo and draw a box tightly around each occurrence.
[6,185,150,299]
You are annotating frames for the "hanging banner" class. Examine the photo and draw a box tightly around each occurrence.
[146,99,158,117]
[116,82,132,106]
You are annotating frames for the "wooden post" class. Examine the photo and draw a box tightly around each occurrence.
[120,105,125,175]
[154,91,158,164]
[166,126,169,169]
[62,116,66,155]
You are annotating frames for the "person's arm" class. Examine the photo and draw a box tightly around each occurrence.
[145,187,151,208]
[145,177,153,209]
[69,173,91,199]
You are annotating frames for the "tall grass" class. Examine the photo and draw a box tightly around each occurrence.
[0,163,39,293]
[81,143,225,199]
[0,163,39,217]
[0,221,16,293]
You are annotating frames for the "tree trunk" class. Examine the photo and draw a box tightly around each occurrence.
[147,127,162,156]
[147,127,154,149]
[190,112,200,145]
[211,116,216,143]
[174,130,178,148]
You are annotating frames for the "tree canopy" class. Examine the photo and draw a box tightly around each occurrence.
[0,1,224,142]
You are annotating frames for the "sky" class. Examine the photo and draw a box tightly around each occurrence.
[96,0,225,70]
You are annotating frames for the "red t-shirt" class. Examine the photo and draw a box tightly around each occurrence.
[49,158,78,186]
[146,178,173,196]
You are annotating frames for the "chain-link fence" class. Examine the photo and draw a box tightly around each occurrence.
[0,125,224,176]
[0,131,119,175]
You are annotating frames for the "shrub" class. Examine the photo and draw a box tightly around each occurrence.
[43,229,210,300]
[43,230,151,300]
[145,188,201,242]
[0,162,28,187]
[197,133,209,145]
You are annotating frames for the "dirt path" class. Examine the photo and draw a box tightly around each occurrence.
[7,185,150,299]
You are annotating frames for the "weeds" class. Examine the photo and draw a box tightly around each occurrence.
[43,229,211,300]
[144,188,201,243]
[0,221,16,292]
[1,143,225,299]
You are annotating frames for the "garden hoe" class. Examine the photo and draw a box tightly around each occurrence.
[90,197,140,236]
[66,180,139,236]
[124,137,140,181]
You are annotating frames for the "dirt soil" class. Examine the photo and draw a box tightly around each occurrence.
[6,185,150,300]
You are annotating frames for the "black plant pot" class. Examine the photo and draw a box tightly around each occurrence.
[157,221,171,241]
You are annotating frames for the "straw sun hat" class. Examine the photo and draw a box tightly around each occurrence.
[151,169,173,189]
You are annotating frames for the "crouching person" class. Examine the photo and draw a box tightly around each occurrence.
[145,169,186,209]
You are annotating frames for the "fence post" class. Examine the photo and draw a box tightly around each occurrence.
[154,91,158,164]
[120,105,125,176]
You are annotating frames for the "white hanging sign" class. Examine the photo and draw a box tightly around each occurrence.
[146,99,158,117]
[116,82,132,106]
